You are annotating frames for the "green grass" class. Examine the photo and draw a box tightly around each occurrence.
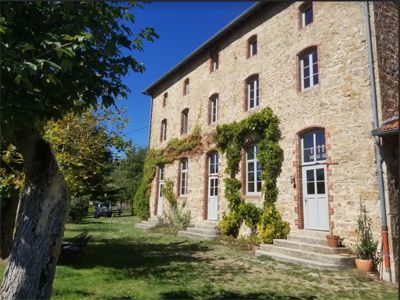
[0,216,397,299]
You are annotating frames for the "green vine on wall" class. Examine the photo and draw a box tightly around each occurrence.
[215,107,289,243]
[134,127,202,219]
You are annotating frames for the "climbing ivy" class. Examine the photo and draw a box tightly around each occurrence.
[215,107,289,243]
[133,127,202,219]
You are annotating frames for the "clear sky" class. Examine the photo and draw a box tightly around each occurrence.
[120,2,255,148]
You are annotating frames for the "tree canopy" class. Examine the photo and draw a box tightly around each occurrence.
[0,1,157,141]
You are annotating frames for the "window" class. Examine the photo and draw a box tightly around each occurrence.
[162,93,167,107]
[246,75,259,110]
[248,36,257,58]
[209,94,218,124]
[246,144,262,194]
[180,158,188,196]
[299,48,318,90]
[208,152,218,197]
[301,130,326,164]
[300,3,313,28]
[183,78,190,95]
[210,50,219,72]
[181,108,189,135]
[158,166,164,198]
[160,119,167,142]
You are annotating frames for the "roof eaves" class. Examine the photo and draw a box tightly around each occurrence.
[143,2,266,96]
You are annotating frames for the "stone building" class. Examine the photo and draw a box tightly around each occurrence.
[143,2,398,280]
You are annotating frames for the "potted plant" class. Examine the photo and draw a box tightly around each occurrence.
[326,228,340,248]
[353,203,378,272]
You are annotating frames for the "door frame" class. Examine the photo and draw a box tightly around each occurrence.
[207,152,218,221]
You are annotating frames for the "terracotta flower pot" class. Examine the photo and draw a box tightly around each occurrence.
[355,258,373,272]
[326,234,339,247]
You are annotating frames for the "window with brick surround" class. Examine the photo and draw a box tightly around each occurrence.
[246,144,262,195]
[301,130,326,164]
[160,119,167,142]
[179,158,188,196]
[162,92,167,107]
[247,35,257,58]
[246,75,259,110]
[209,94,218,125]
[210,50,219,72]
[299,48,318,90]
[181,108,189,135]
[300,2,313,28]
[183,78,190,95]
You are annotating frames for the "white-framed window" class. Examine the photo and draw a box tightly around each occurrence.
[180,158,188,196]
[246,144,262,195]
[210,50,219,72]
[247,76,259,110]
[300,48,318,90]
[248,36,257,57]
[301,130,326,165]
[300,3,313,28]
[209,95,218,124]
[183,78,190,95]
[181,108,189,135]
[208,152,218,197]
[160,119,167,142]
[158,166,164,198]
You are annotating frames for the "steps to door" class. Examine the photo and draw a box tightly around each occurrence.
[255,229,355,269]
[178,220,219,240]
[134,217,159,230]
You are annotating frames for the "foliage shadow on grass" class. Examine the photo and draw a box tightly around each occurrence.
[58,237,213,280]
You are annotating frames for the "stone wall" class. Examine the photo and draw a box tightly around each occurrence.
[148,2,381,243]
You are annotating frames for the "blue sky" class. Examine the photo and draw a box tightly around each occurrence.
[120,2,254,148]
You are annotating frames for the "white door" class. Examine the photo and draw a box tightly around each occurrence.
[207,153,218,221]
[302,165,328,230]
[157,167,164,217]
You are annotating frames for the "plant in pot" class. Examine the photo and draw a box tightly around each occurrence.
[326,228,340,248]
[353,203,378,272]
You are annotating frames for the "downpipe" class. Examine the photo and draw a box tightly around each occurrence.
[364,1,391,282]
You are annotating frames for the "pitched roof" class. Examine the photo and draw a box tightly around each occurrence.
[143,2,267,96]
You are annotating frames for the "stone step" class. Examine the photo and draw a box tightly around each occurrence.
[194,222,218,230]
[289,229,328,239]
[287,234,327,246]
[135,223,154,229]
[177,230,218,241]
[186,227,219,235]
[259,244,354,266]
[255,250,351,270]
[273,239,349,255]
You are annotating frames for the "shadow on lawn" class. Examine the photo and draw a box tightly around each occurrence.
[58,236,213,279]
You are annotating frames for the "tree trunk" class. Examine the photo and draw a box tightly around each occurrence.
[0,129,69,299]
[0,189,19,259]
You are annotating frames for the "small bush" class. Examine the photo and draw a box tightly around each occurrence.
[238,202,261,230]
[159,180,191,231]
[68,195,89,223]
[257,204,290,244]
[219,212,241,237]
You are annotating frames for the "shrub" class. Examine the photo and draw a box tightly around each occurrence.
[238,202,261,230]
[354,203,378,261]
[68,195,90,223]
[257,204,290,244]
[219,212,241,237]
[159,180,191,231]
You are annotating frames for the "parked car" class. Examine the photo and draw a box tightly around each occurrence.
[94,202,112,218]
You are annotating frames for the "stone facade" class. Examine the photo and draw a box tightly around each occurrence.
[145,1,397,274]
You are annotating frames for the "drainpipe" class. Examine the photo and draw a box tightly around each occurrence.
[364,1,391,282]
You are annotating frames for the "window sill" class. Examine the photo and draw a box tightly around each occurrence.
[300,84,320,94]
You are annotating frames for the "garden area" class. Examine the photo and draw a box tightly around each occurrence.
[1,216,396,300]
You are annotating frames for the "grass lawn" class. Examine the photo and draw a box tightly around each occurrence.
[0,216,397,299]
